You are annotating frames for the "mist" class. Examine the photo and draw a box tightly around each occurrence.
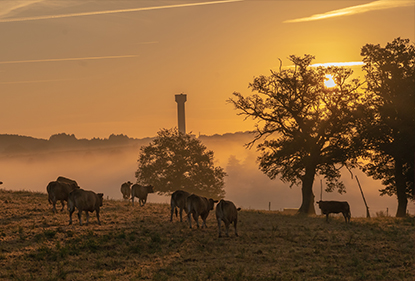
[0,133,412,218]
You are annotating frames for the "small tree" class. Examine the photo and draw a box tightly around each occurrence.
[135,128,226,199]
[359,38,415,217]
[228,55,362,215]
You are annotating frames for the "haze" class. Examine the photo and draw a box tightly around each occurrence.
[0,133,413,217]
[0,1,413,216]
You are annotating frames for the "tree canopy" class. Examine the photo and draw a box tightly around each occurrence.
[135,128,226,199]
[359,37,415,217]
[229,55,362,214]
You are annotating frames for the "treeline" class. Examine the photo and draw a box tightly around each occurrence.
[0,133,153,155]
[0,131,252,156]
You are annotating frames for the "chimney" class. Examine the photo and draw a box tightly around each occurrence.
[175,93,187,134]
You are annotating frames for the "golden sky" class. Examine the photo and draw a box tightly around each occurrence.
[0,0,414,139]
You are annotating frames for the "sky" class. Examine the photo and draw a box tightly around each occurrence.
[0,0,414,140]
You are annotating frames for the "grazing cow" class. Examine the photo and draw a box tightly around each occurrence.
[56,176,79,187]
[317,200,351,223]
[187,194,218,228]
[46,180,79,212]
[68,189,104,226]
[216,199,241,237]
[170,190,190,222]
[131,184,154,206]
[120,181,133,200]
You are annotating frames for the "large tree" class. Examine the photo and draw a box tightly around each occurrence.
[135,128,226,199]
[359,38,415,217]
[228,55,362,215]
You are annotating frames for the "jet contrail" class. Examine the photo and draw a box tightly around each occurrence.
[284,0,414,23]
[0,0,243,23]
[0,54,138,65]
[310,62,365,67]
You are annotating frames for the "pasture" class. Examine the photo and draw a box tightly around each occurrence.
[0,189,414,281]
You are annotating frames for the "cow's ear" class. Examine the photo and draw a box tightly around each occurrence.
[98,193,104,198]
[214,200,219,203]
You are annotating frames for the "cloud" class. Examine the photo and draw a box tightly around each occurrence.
[0,0,45,18]
[0,0,243,23]
[0,54,139,65]
[284,0,414,23]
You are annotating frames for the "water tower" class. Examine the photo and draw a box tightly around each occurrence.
[175,93,187,134]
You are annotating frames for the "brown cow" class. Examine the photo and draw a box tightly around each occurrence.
[131,184,154,206]
[46,180,79,212]
[216,199,241,237]
[68,189,104,226]
[170,190,190,222]
[317,200,351,223]
[120,181,133,200]
[56,176,79,187]
[186,194,218,228]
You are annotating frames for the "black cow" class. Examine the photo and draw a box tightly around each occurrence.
[317,200,351,223]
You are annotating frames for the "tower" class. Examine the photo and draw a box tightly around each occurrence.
[175,93,187,134]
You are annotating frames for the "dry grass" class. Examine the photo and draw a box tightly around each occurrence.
[0,189,414,281]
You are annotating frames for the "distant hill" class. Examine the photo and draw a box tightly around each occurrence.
[0,131,254,156]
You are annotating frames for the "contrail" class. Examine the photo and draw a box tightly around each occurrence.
[0,0,243,23]
[310,62,365,67]
[284,0,414,23]
[0,54,138,65]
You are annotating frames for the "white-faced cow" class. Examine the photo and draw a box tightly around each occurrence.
[317,200,351,223]
[170,190,190,222]
[68,189,104,226]
[46,180,79,213]
[187,194,218,229]
[120,181,133,200]
[131,184,154,206]
[216,199,241,237]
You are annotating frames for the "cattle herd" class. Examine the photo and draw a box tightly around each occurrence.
[45,176,351,238]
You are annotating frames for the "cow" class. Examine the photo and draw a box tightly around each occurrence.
[317,200,351,223]
[216,199,241,238]
[46,180,79,213]
[68,189,104,226]
[56,176,79,187]
[131,184,154,206]
[170,190,190,222]
[120,181,133,200]
[186,194,218,229]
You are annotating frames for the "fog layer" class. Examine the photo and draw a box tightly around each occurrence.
[0,133,412,217]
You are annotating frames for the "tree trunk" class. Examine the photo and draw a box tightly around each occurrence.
[298,165,316,215]
[395,157,408,217]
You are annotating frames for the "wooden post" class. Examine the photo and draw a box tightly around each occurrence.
[269,202,271,211]
[355,175,370,218]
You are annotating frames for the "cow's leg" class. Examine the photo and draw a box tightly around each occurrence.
[60,200,65,212]
[170,203,175,222]
[69,209,74,225]
[131,196,135,206]
[192,213,199,228]
[225,222,230,237]
[85,211,89,225]
[187,212,192,228]
[217,218,222,237]
[78,211,82,226]
[96,210,101,225]
[179,208,183,222]
[52,200,57,213]
[326,214,329,223]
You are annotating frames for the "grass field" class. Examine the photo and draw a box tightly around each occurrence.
[0,189,414,281]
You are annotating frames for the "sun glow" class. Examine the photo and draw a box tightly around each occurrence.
[324,74,336,88]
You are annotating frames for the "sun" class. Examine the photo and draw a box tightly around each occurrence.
[324,74,336,88]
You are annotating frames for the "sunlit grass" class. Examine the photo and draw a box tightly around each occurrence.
[0,189,413,280]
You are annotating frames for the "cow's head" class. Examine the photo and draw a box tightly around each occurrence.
[98,193,104,206]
